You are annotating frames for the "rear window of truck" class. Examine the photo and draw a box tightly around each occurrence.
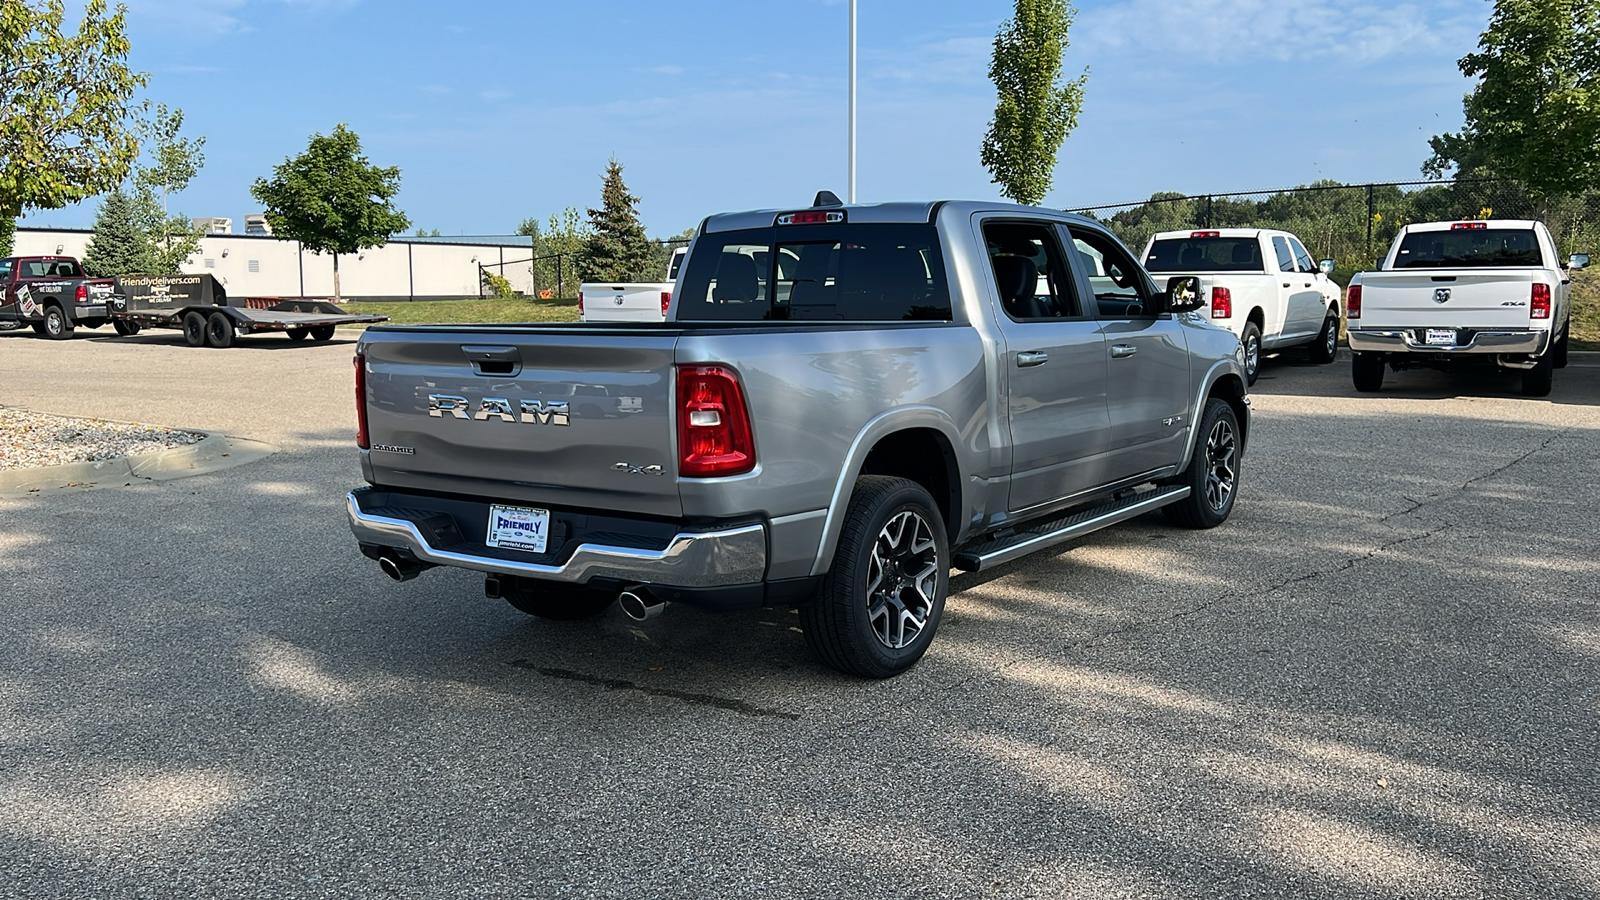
[1393,229,1541,268]
[676,224,951,322]
[1144,237,1263,273]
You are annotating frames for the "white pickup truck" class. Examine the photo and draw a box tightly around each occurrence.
[578,246,687,324]
[1347,219,1588,397]
[1142,228,1342,384]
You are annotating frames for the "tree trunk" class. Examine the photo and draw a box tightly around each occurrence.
[333,253,342,303]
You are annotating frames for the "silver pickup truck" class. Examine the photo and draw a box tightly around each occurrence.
[347,198,1250,677]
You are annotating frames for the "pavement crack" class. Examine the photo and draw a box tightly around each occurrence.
[509,661,800,720]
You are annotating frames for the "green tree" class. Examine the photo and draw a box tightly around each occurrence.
[134,104,204,272]
[575,158,655,283]
[80,189,153,276]
[979,0,1088,205]
[0,0,146,255]
[1424,0,1600,215]
[520,207,590,298]
[250,123,409,302]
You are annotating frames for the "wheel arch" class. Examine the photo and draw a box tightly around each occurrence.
[1179,365,1250,471]
[810,408,968,577]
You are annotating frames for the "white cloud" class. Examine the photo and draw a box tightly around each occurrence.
[1076,0,1483,65]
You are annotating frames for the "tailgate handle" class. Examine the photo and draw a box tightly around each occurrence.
[1430,276,1457,282]
[462,344,521,376]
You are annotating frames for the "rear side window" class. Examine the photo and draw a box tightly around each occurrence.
[1394,229,1542,268]
[676,224,951,322]
[1144,237,1263,273]
[20,259,81,278]
[1271,237,1295,272]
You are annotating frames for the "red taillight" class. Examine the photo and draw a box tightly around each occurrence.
[660,291,671,316]
[677,365,755,477]
[1210,286,1232,318]
[1347,284,1362,319]
[1191,231,1220,238]
[354,352,370,449]
[1531,283,1551,319]
[577,291,585,316]
[75,284,87,302]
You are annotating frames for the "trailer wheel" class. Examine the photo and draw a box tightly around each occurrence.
[205,312,236,348]
[43,305,74,340]
[112,320,141,336]
[286,328,309,342]
[181,312,206,347]
[310,325,336,342]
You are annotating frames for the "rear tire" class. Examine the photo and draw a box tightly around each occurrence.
[1521,350,1554,397]
[205,311,236,348]
[286,328,309,342]
[113,320,141,336]
[182,311,207,347]
[1240,321,1262,385]
[800,476,949,678]
[501,580,615,620]
[1352,352,1385,392]
[42,305,73,340]
[310,324,336,341]
[1163,397,1241,529]
[1307,311,1339,364]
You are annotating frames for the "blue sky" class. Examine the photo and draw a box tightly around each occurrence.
[24,0,1491,237]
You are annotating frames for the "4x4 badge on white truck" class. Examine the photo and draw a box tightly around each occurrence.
[1433,288,1452,303]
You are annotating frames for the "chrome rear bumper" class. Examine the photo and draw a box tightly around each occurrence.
[1347,328,1549,355]
[346,491,766,586]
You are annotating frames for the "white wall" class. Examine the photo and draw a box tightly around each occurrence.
[12,228,533,301]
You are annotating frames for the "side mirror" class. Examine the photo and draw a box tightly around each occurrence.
[1164,275,1203,313]
[1569,253,1590,270]
[1319,259,1336,275]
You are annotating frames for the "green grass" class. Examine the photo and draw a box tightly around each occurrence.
[1570,269,1600,350]
[338,297,580,328]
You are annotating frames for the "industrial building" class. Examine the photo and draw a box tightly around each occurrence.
[12,227,535,302]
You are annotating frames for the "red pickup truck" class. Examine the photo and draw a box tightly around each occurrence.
[0,256,116,339]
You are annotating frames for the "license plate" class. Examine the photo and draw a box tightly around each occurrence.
[1425,328,1456,346]
[485,504,550,554]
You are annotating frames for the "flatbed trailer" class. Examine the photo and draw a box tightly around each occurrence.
[110,274,388,347]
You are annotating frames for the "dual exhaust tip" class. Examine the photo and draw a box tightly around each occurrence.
[378,550,667,621]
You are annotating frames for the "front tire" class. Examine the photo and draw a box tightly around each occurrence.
[1163,397,1241,529]
[1307,311,1339,364]
[182,311,207,347]
[501,580,615,620]
[205,311,236,348]
[1240,321,1262,385]
[43,305,73,340]
[1352,352,1385,392]
[801,476,949,678]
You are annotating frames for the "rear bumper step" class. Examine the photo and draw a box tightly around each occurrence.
[953,486,1190,572]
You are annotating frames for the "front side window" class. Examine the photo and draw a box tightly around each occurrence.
[1289,237,1316,273]
[1070,228,1150,317]
[676,223,950,322]
[0,260,12,282]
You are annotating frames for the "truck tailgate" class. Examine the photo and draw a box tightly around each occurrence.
[581,283,668,323]
[361,327,682,517]
[1357,269,1543,329]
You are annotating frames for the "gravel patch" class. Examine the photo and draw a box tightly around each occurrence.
[0,405,203,470]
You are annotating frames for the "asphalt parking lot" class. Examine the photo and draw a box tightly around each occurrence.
[2,328,1597,899]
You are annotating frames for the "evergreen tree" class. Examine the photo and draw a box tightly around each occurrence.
[81,190,154,276]
[576,158,654,283]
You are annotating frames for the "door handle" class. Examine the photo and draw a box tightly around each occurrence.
[1304,282,1312,287]
[1282,282,1291,288]
[1016,351,1049,367]
[1110,344,1137,359]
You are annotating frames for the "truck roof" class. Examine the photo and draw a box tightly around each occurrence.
[701,200,1106,234]
[1148,228,1275,241]
[1399,219,1541,233]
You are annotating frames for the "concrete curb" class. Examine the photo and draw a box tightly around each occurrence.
[0,430,278,497]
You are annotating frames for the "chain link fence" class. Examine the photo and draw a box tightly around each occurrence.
[1069,180,1600,280]
[478,237,693,300]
